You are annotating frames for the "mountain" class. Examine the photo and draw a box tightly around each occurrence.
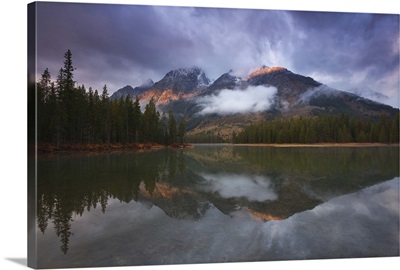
[110,79,154,100]
[206,70,243,92]
[291,85,397,118]
[138,67,211,106]
[152,67,210,93]
[114,65,398,140]
[348,87,390,104]
[246,66,322,106]
[243,66,396,118]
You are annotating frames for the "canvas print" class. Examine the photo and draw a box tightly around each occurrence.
[28,1,400,269]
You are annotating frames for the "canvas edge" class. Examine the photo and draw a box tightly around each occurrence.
[22,2,400,270]
[27,2,38,269]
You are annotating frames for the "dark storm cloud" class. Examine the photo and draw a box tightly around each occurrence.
[36,2,399,107]
[287,11,399,107]
[37,3,198,90]
[290,12,399,75]
[36,3,295,90]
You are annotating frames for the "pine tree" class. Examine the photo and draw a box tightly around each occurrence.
[124,95,134,143]
[159,112,169,145]
[132,96,142,142]
[178,118,186,144]
[141,98,159,143]
[101,85,110,144]
[37,68,52,142]
[60,50,76,142]
[61,49,75,92]
[357,130,368,143]
[86,87,95,144]
[46,82,58,143]
[76,84,87,143]
[38,68,52,102]
[299,124,306,143]
[93,89,101,143]
[54,68,67,147]
[379,126,388,143]
[168,111,177,144]
[389,113,399,143]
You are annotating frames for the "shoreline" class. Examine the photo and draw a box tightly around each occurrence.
[36,142,192,153]
[36,142,399,153]
[231,143,400,148]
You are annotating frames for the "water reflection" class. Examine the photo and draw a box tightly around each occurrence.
[199,173,278,202]
[260,178,399,260]
[36,146,399,267]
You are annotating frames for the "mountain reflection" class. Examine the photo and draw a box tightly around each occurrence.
[37,146,399,254]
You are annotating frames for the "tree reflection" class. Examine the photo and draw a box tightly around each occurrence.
[37,149,180,254]
[53,197,73,254]
[186,146,399,195]
[37,194,50,234]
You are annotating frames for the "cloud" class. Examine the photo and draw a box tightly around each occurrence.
[288,12,399,107]
[197,86,277,115]
[298,85,343,104]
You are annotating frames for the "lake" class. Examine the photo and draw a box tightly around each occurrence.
[36,145,399,268]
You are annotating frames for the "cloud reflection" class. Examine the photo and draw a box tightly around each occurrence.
[261,177,399,259]
[198,173,278,202]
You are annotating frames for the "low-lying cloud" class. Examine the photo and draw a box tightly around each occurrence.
[197,86,277,115]
[298,85,344,104]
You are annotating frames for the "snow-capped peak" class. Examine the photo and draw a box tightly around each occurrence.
[166,66,210,85]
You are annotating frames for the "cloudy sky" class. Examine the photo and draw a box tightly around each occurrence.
[35,1,399,107]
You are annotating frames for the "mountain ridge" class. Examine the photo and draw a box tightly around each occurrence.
[110,79,154,100]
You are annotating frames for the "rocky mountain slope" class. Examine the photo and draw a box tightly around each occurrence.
[110,79,154,100]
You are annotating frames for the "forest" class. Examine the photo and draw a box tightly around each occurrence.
[37,50,185,150]
[233,112,399,144]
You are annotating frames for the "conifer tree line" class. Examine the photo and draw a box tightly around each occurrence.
[184,134,225,144]
[37,50,185,148]
[233,113,399,144]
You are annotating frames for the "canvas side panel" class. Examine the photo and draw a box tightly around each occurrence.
[27,2,38,269]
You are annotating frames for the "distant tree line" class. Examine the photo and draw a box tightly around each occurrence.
[184,133,225,144]
[37,50,185,148]
[233,113,399,144]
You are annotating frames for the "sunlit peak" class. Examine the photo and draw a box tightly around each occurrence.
[247,66,286,79]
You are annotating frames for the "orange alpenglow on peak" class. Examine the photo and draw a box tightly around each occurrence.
[247,66,286,79]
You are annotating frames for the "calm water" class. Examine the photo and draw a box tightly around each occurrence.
[36,145,400,268]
